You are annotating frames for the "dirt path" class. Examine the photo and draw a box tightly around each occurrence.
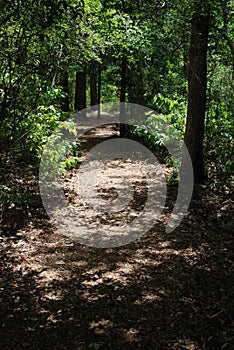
[59,123,168,248]
[0,124,233,350]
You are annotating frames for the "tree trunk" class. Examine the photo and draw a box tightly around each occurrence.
[184,0,210,183]
[60,72,70,112]
[97,61,101,119]
[120,55,128,137]
[120,55,127,103]
[74,65,86,111]
[0,94,7,123]
[90,60,98,107]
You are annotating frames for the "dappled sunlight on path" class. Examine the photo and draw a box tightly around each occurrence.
[0,124,233,350]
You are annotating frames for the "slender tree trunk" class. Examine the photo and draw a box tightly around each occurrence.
[97,61,101,119]
[120,55,128,137]
[90,60,98,107]
[0,94,7,123]
[184,0,210,183]
[120,55,127,103]
[0,91,7,150]
[60,72,70,112]
[74,64,86,111]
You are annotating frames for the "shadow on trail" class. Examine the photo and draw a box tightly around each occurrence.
[0,124,233,350]
[0,211,233,350]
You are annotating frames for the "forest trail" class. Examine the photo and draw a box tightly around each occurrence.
[0,124,233,350]
[60,122,168,248]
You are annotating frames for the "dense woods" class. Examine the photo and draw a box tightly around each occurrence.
[0,1,233,349]
[0,0,233,181]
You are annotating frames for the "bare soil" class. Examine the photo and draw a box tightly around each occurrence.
[0,124,233,350]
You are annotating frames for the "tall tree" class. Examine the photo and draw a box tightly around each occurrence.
[184,0,210,183]
[74,65,87,111]
[60,72,70,112]
[97,60,101,118]
[90,60,98,106]
[120,54,130,137]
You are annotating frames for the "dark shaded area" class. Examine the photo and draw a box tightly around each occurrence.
[0,126,233,350]
[0,207,233,350]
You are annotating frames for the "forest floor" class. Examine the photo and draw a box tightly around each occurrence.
[0,123,233,350]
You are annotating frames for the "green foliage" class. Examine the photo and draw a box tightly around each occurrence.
[20,87,67,154]
[130,94,187,184]
[0,0,88,154]
[206,101,234,186]
[0,0,233,188]
[206,47,234,185]
[40,118,81,176]
[61,156,81,171]
[152,94,187,134]
[131,94,186,150]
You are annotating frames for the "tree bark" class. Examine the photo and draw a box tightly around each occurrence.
[90,60,98,107]
[74,64,86,111]
[184,0,210,183]
[60,72,70,112]
[0,94,7,123]
[120,55,127,104]
[120,55,129,137]
[97,60,101,119]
